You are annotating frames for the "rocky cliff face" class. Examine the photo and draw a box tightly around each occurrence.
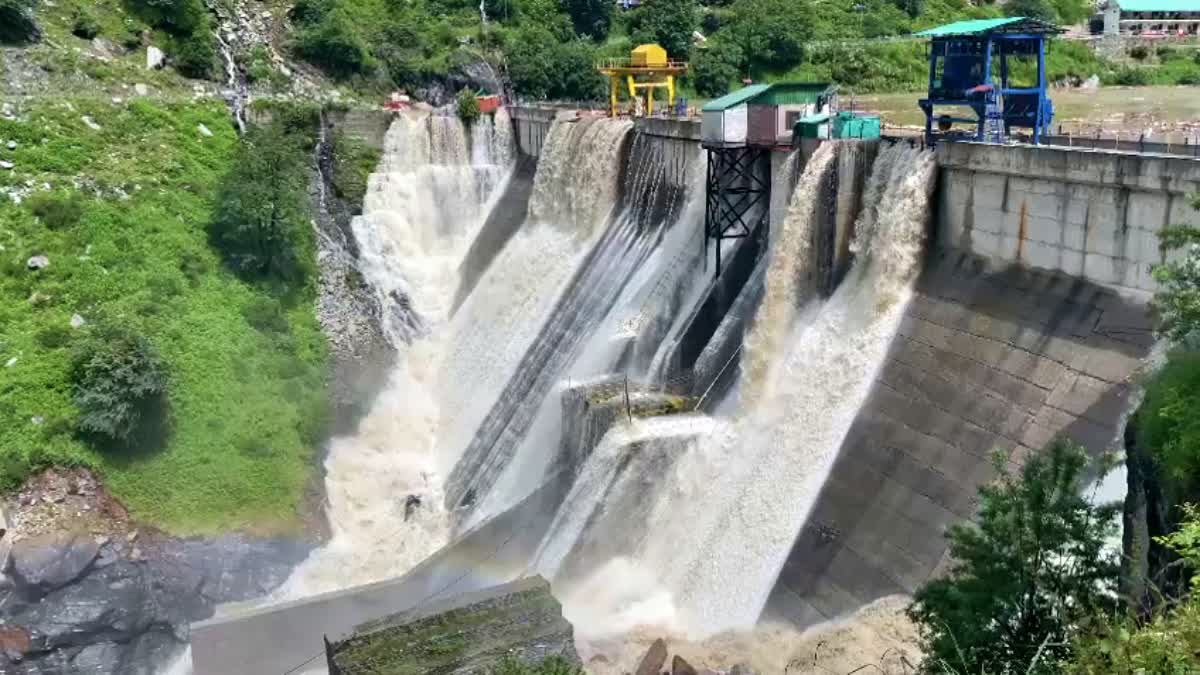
[1121,411,1190,616]
[0,469,311,673]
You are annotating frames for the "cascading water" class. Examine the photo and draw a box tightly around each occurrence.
[538,142,938,644]
[274,110,515,599]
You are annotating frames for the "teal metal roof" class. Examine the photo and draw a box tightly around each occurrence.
[915,17,1031,37]
[1118,0,1200,11]
[702,84,771,112]
[749,82,835,105]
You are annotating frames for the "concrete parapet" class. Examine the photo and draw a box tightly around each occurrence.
[508,106,558,158]
[633,116,702,141]
[766,249,1154,630]
[937,140,1200,294]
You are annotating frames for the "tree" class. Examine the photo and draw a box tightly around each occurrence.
[690,41,744,97]
[908,441,1121,675]
[209,119,314,287]
[1139,351,1200,497]
[562,0,612,40]
[296,8,374,77]
[0,0,39,43]
[457,88,481,124]
[1152,195,1200,347]
[1005,0,1058,23]
[71,328,170,449]
[505,27,604,100]
[723,0,813,74]
[628,0,697,60]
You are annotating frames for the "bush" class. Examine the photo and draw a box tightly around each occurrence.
[127,0,208,35]
[296,8,374,77]
[209,118,314,287]
[1108,65,1150,86]
[908,441,1120,674]
[36,325,73,350]
[0,0,39,43]
[331,132,381,207]
[70,328,170,449]
[26,192,85,230]
[72,8,102,40]
[173,31,216,79]
[1139,351,1200,497]
[1130,44,1150,61]
[242,297,290,334]
[456,88,481,125]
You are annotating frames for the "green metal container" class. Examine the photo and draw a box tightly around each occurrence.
[832,111,881,139]
[793,112,831,140]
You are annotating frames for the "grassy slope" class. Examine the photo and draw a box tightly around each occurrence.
[1,4,329,535]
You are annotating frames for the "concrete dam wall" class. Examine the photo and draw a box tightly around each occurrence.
[766,248,1155,629]
[189,111,1188,672]
[938,140,1200,294]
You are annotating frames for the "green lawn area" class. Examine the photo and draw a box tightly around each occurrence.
[0,97,328,535]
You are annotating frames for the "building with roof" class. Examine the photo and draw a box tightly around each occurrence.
[1101,0,1200,36]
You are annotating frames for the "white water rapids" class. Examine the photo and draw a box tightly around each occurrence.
[170,115,940,673]
[539,142,937,643]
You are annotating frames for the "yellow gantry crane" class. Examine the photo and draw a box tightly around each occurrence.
[597,44,688,117]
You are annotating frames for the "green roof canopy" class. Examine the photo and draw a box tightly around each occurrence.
[749,82,835,106]
[1117,0,1200,11]
[701,84,770,112]
[914,16,1060,37]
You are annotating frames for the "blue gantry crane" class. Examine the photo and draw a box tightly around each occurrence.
[916,17,1062,145]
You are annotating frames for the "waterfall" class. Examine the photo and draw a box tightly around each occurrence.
[272,110,515,599]
[549,143,937,642]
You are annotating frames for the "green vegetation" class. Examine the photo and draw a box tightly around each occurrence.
[0,99,327,533]
[457,88,482,125]
[126,0,215,79]
[210,114,317,289]
[70,326,170,451]
[331,131,382,207]
[0,0,39,43]
[1140,352,1200,499]
[627,0,696,61]
[1068,506,1200,674]
[908,441,1120,674]
[490,656,583,675]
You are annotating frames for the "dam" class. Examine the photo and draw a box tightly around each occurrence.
[186,106,1196,673]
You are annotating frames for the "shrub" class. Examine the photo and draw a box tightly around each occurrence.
[173,31,216,79]
[209,119,314,287]
[26,192,85,230]
[72,8,102,40]
[242,296,290,334]
[1130,44,1149,61]
[127,0,208,35]
[296,8,373,77]
[1139,351,1200,497]
[456,89,481,125]
[627,0,697,60]
[908,441,1120,674]
[36,325,73,350]
[0,0,39,43]
[331,132,381,207]
[1108,65,1150,86]
[70,328,170,449]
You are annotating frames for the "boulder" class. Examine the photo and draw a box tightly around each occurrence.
[16,560,153,650]
[25,255,48,270]
[635,638,668,675]
[729,663,757,675]
[0,161,12,170]
[197,124,213,137]
[82,116,102,131]
[134,83,149,96]
[70,314,86,329]
[146,46,166,70]
[672,655,698,675]
[0,625,31,662]
[8,531,100,594]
